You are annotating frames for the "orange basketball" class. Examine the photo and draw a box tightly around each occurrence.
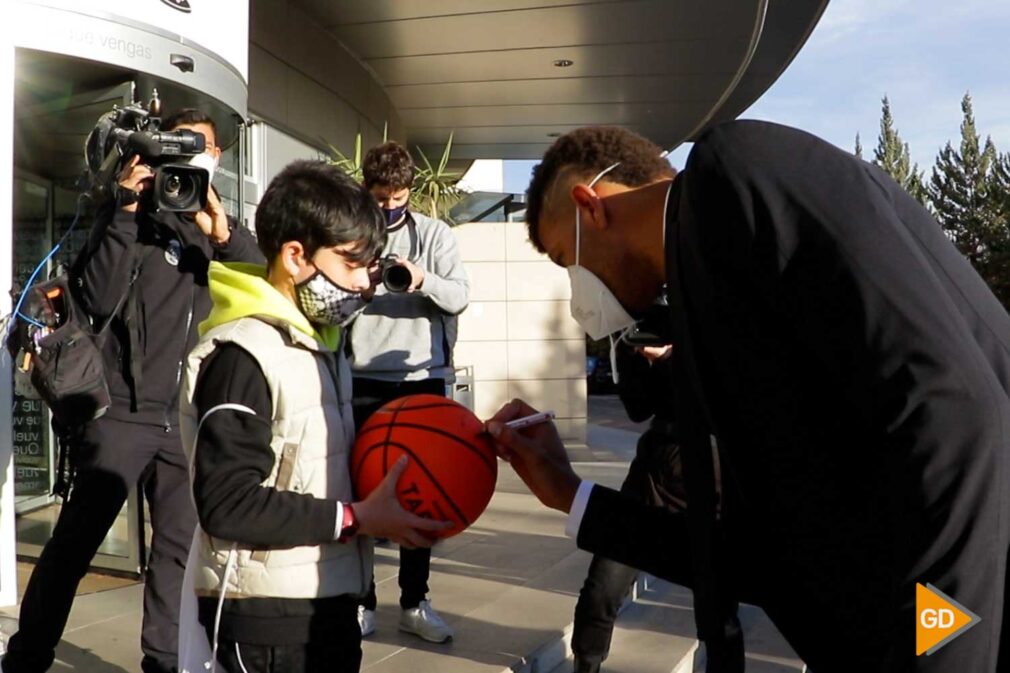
[351,394,498,539]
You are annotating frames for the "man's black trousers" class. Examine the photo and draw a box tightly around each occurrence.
[572,426,686,671]
[351,377,445,611]
[2,417,196,673]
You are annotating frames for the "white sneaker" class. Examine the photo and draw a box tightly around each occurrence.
[398,600,454,643]
[357,606,376,637]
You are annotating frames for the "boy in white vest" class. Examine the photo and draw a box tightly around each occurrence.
[178,160,450,673]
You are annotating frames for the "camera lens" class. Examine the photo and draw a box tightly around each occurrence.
[165,174,183,197]
[154,165,206,212]
[382,263,412,293]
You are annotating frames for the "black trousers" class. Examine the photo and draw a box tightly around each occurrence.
[351,377,445,611]
[204,606,362,673]
[2,417,196,673]
[572,424,692,673]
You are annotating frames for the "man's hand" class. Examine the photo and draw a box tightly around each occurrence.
[193,187,231,246]
[638,344,673,364]
[353,456,452,548]
[394,255,425,292]
[485,399,581,513]
[117,156,154,213]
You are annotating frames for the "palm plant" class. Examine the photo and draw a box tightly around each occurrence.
[411,132,464,223]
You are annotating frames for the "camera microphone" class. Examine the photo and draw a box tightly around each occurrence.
[125,131,164,157]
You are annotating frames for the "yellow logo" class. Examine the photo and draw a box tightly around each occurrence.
[916,583,980,656]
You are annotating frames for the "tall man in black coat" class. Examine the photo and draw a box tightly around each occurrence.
[486,123,1010,672]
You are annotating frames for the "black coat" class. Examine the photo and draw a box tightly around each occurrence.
[76,203,264,428]
[577,121,1010,671]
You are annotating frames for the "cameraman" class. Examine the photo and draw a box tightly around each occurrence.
[2,109,264,673]
[347,141,470,644]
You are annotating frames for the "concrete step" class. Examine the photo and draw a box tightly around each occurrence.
[544,577,806,673]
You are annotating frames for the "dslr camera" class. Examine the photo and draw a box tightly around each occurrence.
[378,255,413,293]
[85,92,210,213]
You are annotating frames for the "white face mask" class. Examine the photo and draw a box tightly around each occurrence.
[188,151,218,185]
[567,162,637,341]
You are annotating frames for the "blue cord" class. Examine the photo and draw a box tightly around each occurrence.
[4,194,89,341]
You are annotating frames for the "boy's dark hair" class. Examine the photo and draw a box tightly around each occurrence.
[362,141,415,190]
[256,160,386,264]
[525,127,675,252]
[161,108,218,145]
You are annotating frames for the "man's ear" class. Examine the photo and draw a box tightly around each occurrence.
[571,183,608,231]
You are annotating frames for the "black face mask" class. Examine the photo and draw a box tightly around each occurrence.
[294,269,367,326]
[381,204,408,226]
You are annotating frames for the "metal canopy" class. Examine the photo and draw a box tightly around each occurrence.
[293,0,828,159]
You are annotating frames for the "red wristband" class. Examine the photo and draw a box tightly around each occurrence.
[339,502,359,542]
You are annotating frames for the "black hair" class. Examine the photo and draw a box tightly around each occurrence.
[255,160,387,264]
[525,127,675,252]
[362,141,415,190]
[161,108,218,146]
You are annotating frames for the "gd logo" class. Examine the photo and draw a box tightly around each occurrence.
[915,583,980,656]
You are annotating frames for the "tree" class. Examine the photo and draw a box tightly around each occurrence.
[872,96,926,203]
[929,92,1010,308]
[984,149,1010,304]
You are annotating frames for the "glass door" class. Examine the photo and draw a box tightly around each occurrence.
[11,173,145,574]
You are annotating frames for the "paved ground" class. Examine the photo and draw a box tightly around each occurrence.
[0,396,804,672]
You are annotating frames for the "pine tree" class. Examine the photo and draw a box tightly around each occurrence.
[854,133,863,160]
[929,92,1009,309]
[872,96,926,203]
[984,149,1010,306]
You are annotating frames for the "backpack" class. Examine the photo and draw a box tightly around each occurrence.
[4,247,149,429]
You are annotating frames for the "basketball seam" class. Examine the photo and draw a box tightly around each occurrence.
[353,422,496,474]
[381,396,410,480]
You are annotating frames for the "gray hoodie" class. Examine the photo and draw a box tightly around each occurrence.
[348,211,470,383]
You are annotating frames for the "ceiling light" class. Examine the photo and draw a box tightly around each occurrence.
[553,59,574,68]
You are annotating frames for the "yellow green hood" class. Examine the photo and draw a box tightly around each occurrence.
[200,261,341,350]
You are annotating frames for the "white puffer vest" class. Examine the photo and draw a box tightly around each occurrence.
[179,316,372,599]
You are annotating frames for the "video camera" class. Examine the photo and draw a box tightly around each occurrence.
[84,90,210,213]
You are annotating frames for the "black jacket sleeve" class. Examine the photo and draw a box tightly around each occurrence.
[212,217,264,264]
[192,343,338,548]
[76,203,143,321]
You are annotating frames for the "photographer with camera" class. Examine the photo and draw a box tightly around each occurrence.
[2,109,264,673]
[347,141,470,644]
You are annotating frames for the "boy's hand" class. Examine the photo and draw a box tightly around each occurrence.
[354,456,452,548]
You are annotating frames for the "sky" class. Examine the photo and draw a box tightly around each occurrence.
[503,0,1010,194]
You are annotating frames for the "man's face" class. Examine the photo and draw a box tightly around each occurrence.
[369,184,410,210]
[537,180,651,315]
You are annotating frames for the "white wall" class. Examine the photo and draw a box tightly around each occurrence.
[458,160,505,193]
[454,221,586,441]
